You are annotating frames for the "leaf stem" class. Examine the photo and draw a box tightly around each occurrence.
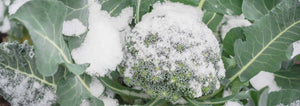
[198,0,206,9]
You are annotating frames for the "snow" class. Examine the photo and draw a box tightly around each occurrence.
[223,89,232,97]
[89,77,105,97]
[224,101,243,106]
[71,0,132,77]
[8,0,30,15]
[0,67,56,105]
[250,71,281,92]
[220,15,251,39]
[3,0,10,6]
[62,19,87,36]
[0,17,11,33]
[100,96,118,106]
[292,40,300,58]
[123,1,225,99]
[276,100,300,106]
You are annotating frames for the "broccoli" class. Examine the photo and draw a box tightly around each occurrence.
[120,2,225,102]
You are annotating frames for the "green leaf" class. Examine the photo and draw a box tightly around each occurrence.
[274,64,300,90]
[267,89,300,106]
[222,56,237,70]
[145,98,165,106]
[0,42,58,88]
[99,76,150,99]
[63,63,89,75]
[60,0,89,50]
[11,0,80,76]
[184,90,250,105]
[57,74,93,106]
[232,0,300,82]
[202,11,224,31]
[100,0,163,23]
[249,87,269,106]
[89,97,105,106]
[0,42,62,105]
[203,0,243,15]
[223,27,245,56]
[230,78,249,94]
[242,0,281,21]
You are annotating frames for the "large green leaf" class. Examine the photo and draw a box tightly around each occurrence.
[202,0,243,15]
[274,64,300,90]
[0,42,62,105]
[249,87,269,106]
[11,0,86,76]
[232,0,300,82]
[267,89,300,106]
[242,0,281,21]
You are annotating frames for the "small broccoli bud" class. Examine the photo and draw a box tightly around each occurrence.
[120,2,225,102]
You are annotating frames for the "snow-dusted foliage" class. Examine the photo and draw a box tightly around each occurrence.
[0,42,56,106]
[292,40,300,58]
[71,0,132,77]
[250,71,281,92]
[224,101,243,106]
[220,15,251,39]
[276,100,300,106]
[122,2,225,101]
[62,19,87,36]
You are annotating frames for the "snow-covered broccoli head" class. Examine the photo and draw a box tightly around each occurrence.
[121,2,225,101]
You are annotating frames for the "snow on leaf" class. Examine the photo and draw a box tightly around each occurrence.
[62,19,87,36]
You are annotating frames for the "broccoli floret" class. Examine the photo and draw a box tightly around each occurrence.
[120,2,225,102]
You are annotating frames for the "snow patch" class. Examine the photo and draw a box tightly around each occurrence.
[220,15,251,39]
[3,0,10,6]
[72,0,130,76]
[0,17,10,33]
[224,101,243,106]
[276,100,300,106]
[0,68,56,105]
[250,71,281,92]
[8,0,30,15]
[100,96,118,106]
[62,19,87,36]
[223,89,232,97]
[292,40,300,58]
[89,77,105,97]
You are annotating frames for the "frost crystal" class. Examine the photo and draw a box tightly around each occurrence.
[62,19,87,36]
[220,15,251,39]
[0,68,56,105]
[71,0,132,76]
[250,71,281,92]
[276,100,300,106]
[8,0,30,15]
[122,2,225,101]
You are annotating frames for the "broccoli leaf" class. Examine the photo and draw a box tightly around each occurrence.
[100,0,163,23]
[0,42,60,105]
[274,64,300,90]
[60,0,89,50]
[232,0,300,82]
[242,0,281,21]
[267,89,300,106]
[249,87,269,106]
[202,11,224,31]
[11,0,85,76]
[202,0,243,15]
[223,27,245,56]
[99,76,150,99]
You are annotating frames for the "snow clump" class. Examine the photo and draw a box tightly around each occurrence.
[220,15,251,39]
[121,1,225,101]
[276,100,300,106]
[71,0,133,77]
[8,0,30,15]
[250,71,281,92]
[62,19,87,36]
